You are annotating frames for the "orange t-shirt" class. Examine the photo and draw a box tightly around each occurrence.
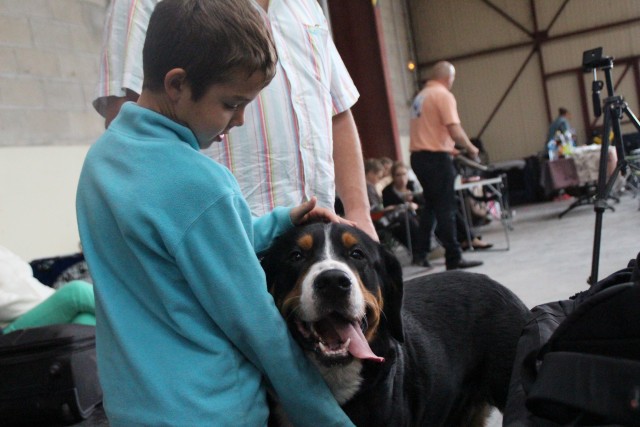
[409,80,460,153]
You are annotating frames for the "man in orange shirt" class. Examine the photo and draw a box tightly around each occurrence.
[409,61,483,270]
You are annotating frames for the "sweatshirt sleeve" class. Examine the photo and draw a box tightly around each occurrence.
[251,206,293,254]
[174,194,353,427]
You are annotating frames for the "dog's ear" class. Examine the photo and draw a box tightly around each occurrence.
[379,245,404,343]
[259,240,281,292]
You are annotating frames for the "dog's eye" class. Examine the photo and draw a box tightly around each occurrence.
[288,250,304,262]
[350,249,365,260]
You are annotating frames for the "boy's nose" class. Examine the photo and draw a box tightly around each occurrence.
[230,108,246,128]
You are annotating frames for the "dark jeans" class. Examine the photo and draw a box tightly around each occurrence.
[411,151,462,267]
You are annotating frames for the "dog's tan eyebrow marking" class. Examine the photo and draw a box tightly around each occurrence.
[297,234,314,251]
[341,232,359,248]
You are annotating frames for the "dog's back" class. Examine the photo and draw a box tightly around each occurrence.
[404,271,529,413]
[347,271,530,427]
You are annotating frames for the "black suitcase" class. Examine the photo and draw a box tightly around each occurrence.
[0,324,103,426]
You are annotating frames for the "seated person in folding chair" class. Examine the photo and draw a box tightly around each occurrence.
[365,159,429,267]
[450,151,495,250]
[384,161,491,252]
[381,161,431,253]
[455,201,493,250]
[375,156,394,197]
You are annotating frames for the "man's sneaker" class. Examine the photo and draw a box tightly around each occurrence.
[446,258,483,270]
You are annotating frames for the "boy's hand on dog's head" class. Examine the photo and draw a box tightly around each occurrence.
[290,196,357,227]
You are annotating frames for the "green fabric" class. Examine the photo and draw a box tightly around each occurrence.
[3,280,95,333]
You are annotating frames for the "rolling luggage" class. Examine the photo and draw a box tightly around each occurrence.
[0,324,102,426]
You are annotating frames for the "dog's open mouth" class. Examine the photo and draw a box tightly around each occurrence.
[294,313,384,364]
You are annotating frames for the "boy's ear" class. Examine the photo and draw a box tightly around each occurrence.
[164,68,188,101]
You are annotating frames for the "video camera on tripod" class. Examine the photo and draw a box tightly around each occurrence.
[582,47,640,284]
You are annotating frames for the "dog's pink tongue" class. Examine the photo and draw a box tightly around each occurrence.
[337,322,384,363]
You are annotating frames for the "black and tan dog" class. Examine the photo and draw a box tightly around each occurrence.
[261,223,530,427]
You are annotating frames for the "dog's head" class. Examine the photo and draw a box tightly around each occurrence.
[261,222,404,367]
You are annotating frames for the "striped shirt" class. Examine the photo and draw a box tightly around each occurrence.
[93,0,155,117]
[93,0,359,216]
[202,0,359,215]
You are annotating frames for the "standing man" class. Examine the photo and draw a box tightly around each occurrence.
[409,61,483,270]
[93,0,377,241]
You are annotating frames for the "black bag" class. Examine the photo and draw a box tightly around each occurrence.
[0,324,102,426]
[504,253,640,426]
[29,253,91,289]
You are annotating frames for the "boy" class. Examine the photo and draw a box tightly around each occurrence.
[76,0,354,425]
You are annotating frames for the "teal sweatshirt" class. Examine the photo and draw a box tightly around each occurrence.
[76,103,352,427]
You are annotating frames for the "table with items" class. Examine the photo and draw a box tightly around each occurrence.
[541,145,619,217]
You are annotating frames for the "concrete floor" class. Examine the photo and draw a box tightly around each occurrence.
[402,189,639,308]
[79,192,639,427]
[399,190,639,426]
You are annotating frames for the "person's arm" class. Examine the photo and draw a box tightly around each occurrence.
[447,123,479,158]
[289,196,356,227]
[333,110,379,241]
[252,198,355,253]
[93,0,152,126]
[176,197,354,427]
[103,90,140,128]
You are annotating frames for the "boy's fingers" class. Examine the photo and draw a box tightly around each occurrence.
[337,218,357,227]
[300,196,317,214]
[291,196,318,225]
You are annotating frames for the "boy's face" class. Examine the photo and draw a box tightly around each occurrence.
[176,71,266,149]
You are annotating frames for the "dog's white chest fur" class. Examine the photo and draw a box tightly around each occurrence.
[313,358,363,404]
[272,359,363,427]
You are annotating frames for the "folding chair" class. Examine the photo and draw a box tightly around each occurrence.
[371,207,413,255]
[626,150,640,210]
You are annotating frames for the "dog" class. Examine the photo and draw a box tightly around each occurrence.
[261,222,530,427]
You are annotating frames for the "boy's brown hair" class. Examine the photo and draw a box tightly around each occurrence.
[142,0,277,101]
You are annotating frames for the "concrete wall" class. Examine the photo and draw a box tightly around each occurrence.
[0,145,89,259]
[0,0,106,260]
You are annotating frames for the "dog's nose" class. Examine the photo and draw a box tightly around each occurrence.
[314,269,352,296]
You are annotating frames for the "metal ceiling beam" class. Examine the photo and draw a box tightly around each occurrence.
[414,0,640,142]
[545,55,640,79]
[545,0,571,33]
[531,0,551,122]
[480,0,533,37]
[418,16,640,69]
[477,47,537,138]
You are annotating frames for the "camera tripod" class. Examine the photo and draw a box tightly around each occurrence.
[583,48,640,284]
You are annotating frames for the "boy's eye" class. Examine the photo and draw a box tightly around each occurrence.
[224,103,240,111]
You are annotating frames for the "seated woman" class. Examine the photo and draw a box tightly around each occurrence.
[382,161,423,211]
[1,245,95,334]
[383,161,492,252]
[365,159,429,267]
